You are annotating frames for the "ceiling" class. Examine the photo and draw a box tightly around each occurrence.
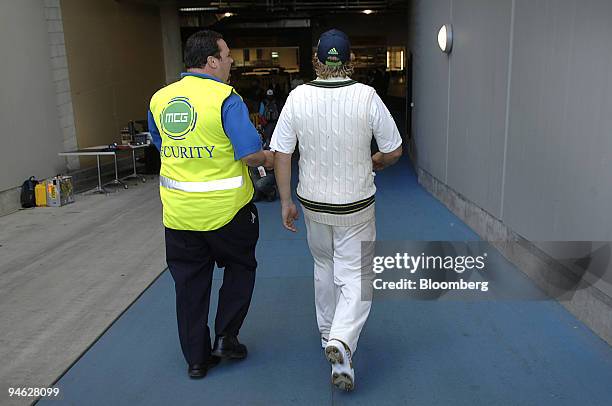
[121,0,408,15]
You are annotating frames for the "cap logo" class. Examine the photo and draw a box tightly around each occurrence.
[328,47,339,55]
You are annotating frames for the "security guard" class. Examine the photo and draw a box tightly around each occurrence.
[147,30,274,379]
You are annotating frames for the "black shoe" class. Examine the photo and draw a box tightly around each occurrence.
[187,363,207,379]
[208,355,222,368]
[187,355,222,379]
[211,335,248,360]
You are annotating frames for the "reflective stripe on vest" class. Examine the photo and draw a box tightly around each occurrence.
[160,175,243,193]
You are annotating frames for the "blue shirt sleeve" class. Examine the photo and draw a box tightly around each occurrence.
[147,110,162,151]
[222,93,263,160]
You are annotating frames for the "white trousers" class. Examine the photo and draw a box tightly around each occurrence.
[304,215,376,355]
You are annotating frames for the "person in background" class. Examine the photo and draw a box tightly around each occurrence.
[258,88,280,145]
[243,78,263,114]
[290,74,305,90]
[271,29,402,391]
[147,30,274,379]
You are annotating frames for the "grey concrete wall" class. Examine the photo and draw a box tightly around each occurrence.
[409,0,451,181]
[504,0,612,241]
[0,0,68,193]
[446,0,511,218]
[409,0,612,340]
[408,0,612,241]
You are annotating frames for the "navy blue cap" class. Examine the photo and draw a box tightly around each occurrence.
[316,29,350,66]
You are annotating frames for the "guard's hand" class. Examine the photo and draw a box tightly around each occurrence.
[263,150,275,169]
[281,200,299,232]
[371,152,385,171]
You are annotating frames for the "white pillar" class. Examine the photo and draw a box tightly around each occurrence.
[45,0,79,170]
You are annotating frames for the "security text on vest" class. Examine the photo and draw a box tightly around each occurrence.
[160,145,215,159]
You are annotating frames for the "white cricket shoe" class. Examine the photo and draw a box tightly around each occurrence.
[321,336,328,349]
[325,339,355,391]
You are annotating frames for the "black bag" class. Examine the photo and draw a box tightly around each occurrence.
[263,100,279,121]
[20,176,38,208]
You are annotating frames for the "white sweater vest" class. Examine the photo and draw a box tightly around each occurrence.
[289,79,377,226]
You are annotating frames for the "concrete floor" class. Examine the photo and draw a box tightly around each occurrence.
[0,177,165,405]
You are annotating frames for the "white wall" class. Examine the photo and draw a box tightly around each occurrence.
[0,0,67,192]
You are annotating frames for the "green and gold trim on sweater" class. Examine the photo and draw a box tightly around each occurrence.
[297,194,375,214]
[305,79,358,88]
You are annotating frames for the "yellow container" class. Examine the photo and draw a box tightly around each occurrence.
[35,182,47,207]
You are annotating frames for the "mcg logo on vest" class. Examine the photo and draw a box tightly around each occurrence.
[160,97,197,140]
[159,96,215,159]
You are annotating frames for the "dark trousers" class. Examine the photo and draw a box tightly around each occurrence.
[165,203,259,365]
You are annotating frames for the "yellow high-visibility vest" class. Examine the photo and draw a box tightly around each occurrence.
[150,75,253,231]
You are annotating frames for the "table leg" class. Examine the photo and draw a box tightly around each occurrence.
[121,148,147,183]
[132,149,137,177]
[93,155,107,194]
[134,149,146,183]
[107,153,128,189]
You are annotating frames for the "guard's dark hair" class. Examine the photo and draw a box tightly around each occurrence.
[184,30,223,69]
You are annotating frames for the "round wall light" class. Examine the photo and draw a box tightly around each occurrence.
[437,24,453,53]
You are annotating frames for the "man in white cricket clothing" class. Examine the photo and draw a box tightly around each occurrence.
[270,29,403,391]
